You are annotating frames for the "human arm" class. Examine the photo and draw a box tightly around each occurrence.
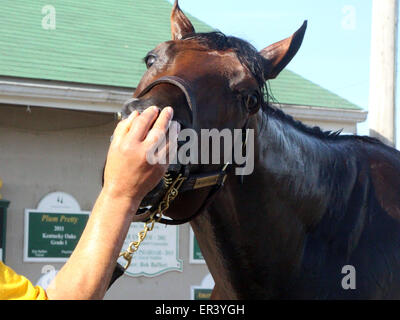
[45,106,177,300]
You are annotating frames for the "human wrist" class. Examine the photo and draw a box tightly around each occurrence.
[99,187,142,215]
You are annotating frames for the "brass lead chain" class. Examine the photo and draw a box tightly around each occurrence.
[118,174,186,270]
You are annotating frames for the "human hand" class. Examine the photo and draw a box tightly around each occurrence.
[103,106,179,203]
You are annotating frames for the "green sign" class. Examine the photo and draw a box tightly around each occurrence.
[24,210,89,262]
[190,228,205,264]
[0,200,10,262]
[193,288,212,300]
[193,237,204,260]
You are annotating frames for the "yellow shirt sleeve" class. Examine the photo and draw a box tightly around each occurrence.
[0,262,48,300]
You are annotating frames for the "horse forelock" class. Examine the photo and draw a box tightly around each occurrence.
[182,32,268,95]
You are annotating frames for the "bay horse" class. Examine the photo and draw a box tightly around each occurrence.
[114,1,400,299]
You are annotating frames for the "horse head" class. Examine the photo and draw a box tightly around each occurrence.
[123,0,307,223]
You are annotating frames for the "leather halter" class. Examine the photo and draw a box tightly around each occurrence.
[124,75,230,226]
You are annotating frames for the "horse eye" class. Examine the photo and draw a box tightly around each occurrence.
[246,93,259,110]
[145,55,157,69]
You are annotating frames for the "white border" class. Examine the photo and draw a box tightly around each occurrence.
[189,227,206,264]
[24,209,90,263]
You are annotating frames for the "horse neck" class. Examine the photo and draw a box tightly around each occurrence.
[248,109,339,227]
[191,109,345,299]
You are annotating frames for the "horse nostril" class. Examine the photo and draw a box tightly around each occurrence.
[122,98,141,118]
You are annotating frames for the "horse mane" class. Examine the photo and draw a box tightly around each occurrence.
[265,103,344,139]
[183,31,386,146]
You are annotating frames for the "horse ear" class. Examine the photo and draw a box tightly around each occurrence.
[260,21,307,79]
[171,0,195,40]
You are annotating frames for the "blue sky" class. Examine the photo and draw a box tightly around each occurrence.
[168,0,399,145]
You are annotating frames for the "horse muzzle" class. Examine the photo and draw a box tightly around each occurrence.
[121,76,198,218]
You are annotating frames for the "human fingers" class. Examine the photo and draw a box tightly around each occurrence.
[129,106,161,141]
[168,121,180,164]
[144,108,174,147]
[154,121,180,165]
[111,111,139,145]
[148,107,173,135]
